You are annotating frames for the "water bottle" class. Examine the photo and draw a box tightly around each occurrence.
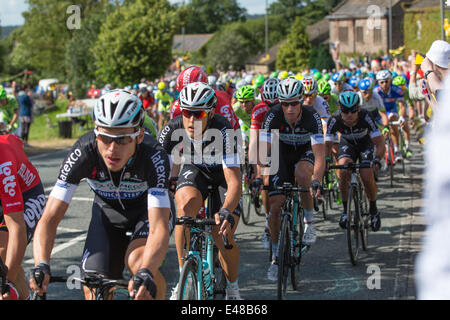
[202,261,212,294]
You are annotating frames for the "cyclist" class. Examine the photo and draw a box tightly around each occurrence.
[393,75,415,131]
[325,91,385,232]
[0,86,19,134]
[233,85,256,144]
[29,90,174,300]
[155,81,174,130]
[260,77,325,281]
[318,80,339,115]
[330,71,353,95]
[374,70,411,162]
[301,76,331,132]
[358,78,388,127]
[170,66,240,131]
[248,78,280,249]
[0,134,45,300]
[159,82,243,300]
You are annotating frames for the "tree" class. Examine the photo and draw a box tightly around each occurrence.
[181,0,247,34]
[276,17,311,72]
[269,0,343,25]
[309,44,335,71]
[93,0,179,87]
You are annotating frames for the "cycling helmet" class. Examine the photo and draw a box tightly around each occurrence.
[169,80,176,89]
[391,71,398,78]
[236,85,255,102]
[349,76,360,88]
[331,71,345,82]
[277,77,303,102]
[317,80,331,95]
[338,91,360,109]
[278,71,289,80]
[376,70,392,81]
[261,78,279,104]
[157,81,166,90]
[179,82,217,111]
[312,71,322,81]
[0,86,6,99]
[295,73,304,81]
[244,74,254,85]
[133,83,139,90]
[254,74,265,88]
[392,76,406,86]
[235,79,247,90]
[368,72,375,79]
[270,71,279,78]
[323,73,331,81]
[301,76,318,95]
[94,89,144,128]
[358,78,375,91]
[177,65,208,92]
[207,75,217,86]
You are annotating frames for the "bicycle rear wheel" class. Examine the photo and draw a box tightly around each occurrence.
[253,189,265,217]
[346,186,360,266]
[277,213,291,300]
[212,246,227,299]
[177,256,200,300]
[359,187,369,251]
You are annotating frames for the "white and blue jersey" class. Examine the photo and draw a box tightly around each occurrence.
[373,84,404,116]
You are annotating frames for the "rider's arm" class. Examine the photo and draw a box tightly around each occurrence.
[372,135,385,160]
[222,166,242,214]
[3,211,27,281]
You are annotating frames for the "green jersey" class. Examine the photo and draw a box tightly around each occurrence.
[0,95,19,130]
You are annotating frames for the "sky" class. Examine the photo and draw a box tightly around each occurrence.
[0,0,270,27]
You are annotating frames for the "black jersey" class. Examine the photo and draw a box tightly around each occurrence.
[158,114,241,171]
[260,105,324,150]
[49,131,171,212]
[325,109,381,145]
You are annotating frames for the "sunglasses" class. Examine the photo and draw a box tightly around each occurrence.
[281,101,300,107]
[360,90,370,94]
[379,80,389,84]
[182,109,210,119]
[94,129,140,145]
[340,107,359,114]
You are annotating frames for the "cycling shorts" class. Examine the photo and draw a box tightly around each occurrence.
[158,101,171,113]
[268,146,315,197]
[80,195,175,279]
[0,182,45,244]
[337,139,375,164]
[176,164,241,217]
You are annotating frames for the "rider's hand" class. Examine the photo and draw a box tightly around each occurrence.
[251,177,263,193]
[129,268,156,300]
[310,180,323,199]
[29,262,51,297]
[382,127,390,137]
[398,116,406,127]
[372,157,382,171]
[214,208,235,237]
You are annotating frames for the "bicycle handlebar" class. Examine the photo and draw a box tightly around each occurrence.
[263,184,319,212]
[330,163,372,170]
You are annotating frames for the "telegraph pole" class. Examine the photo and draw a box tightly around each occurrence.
[441,0,445,40]
[265,0,269,53]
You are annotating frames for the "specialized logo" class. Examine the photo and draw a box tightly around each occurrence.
[0,161,16,197]
[60,148,82,181]
[182,170,194,180]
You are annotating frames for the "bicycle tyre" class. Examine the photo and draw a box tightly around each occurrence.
[212,246,227,299]
[253,190,265,217]
[177,256,200,300]
[388,144,395,187]
[346,186,360,266]
[241,183,251,225]
[359,184,369,251]
[277,213,291,300]
[291,207,302,291]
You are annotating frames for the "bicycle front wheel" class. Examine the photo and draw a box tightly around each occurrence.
[241,182,251,225]
[346,186,360,266]
[277,213,292,300]
[177,256,200,300]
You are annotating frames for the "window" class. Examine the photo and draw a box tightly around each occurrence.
[374,28,382,44]
[356,26,364,43]
[338,27,348,43]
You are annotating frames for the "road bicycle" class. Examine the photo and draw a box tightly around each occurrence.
[323,162,342,212]
[241,147,264,225]
[175,184,229,300]
[265,183,318,300]
[330,163,371,266]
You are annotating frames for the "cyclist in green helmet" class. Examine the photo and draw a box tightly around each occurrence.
[313,71,322,82]
[0,85,19,134]
[393,75,414,127]
[318,80,339,115]
[323,73,331,82]
[233,85,256,143]
[253,74,265,91]
[270,71,279,79]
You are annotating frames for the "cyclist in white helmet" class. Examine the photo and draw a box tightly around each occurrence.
[301,76,331,132]
[30,90,174,300]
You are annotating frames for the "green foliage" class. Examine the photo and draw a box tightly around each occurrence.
[309,44,335,71]
[93,0,179,87]
[180,0,247,34]
[404,8,450,56]
[276,17,311,72]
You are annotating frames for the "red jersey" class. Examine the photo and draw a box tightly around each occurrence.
[140,95,154,109]
[170,90,240,130]
[0,135,41,215]
[251,101,270,130]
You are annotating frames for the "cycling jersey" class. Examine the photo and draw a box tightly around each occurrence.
[373,84,404,115]
[330,81,353,95]
[232,102,252,129]
[303,95,331,123]
[0,134,45,243]
[155,90,173,113]
[327,93,340,115]
[250,101,271,130]
[170,90,240,131]
[358,91,386,125]
[49,131,172,214]
[158,114,240,170]
[0,95,19,130]
[0,134,41,215]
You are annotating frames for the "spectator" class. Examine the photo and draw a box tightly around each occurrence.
[17,85,34,145]
[420,40,450,110]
